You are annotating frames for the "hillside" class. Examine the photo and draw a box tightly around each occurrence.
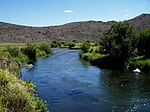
[128,14,150,31]
[0,13,150,43]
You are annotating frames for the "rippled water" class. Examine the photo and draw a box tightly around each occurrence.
[21,48,150,112]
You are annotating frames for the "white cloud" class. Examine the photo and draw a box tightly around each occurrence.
[64,10,73,13]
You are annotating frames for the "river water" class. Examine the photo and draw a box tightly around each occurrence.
[21,49,150,112]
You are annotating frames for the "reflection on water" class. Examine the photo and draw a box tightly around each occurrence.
[21,49,150,112]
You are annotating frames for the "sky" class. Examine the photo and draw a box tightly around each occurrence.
[0,0,150,26]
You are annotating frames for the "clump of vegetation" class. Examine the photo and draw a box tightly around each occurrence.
[51,41,60,48]
[79,22,150,71]
[4,46,29,68]
[100,22,137,67]
[38,42,52,54]
[81,53,108,61]
[0,43,50,112]
[138,29,150,58]
[22,43,37,60]
[67,42,75,49]
[0,70,47,112]
[128,58,150,71]
[36,49,46,58]
[59,41,77,48]
[6,46,20,57]
[80,42,90,54]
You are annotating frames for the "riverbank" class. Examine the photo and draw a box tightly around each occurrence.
[79,41,150,72]
[80,51,150,72]
[0,43,52,112]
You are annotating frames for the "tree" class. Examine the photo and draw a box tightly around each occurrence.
[138,29,150,58]
[100,22,137,66]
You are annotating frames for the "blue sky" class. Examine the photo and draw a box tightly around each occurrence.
[0,0,150,26]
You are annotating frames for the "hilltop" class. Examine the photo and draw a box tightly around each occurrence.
[0,13,150,43]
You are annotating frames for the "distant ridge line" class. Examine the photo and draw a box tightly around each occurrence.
[0,13,150,43]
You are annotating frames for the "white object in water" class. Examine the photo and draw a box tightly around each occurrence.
[133,68,141,73]
[25,64,33,68]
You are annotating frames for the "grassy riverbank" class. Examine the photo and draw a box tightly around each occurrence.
[80,42,150,71]
[0,42,52,112]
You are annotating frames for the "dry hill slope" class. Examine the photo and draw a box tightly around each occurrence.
[0,13,150,43]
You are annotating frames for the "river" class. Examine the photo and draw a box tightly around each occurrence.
[21,48,150,112]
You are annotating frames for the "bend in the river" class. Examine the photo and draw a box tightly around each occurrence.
[21,48,150,112]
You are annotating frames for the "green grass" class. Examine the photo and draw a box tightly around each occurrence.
[89,46,100,54]
[82,53,108,61]
[129,58,150,71]
[60,42,81,49]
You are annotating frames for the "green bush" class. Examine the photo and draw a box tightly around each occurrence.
[38,42,52,54]
[6,46,20,57]
[89,47,100,54]
[0,44,48,112]
[0,70,47,112]
[14,53,29,68]
[80,42,90,53]
[78,50,84,57]
[51,42,59,48]
[50,41,61,48]
[68,42,75,49]
[138,29,150,58]
[36,49,46,58]
[22,44,36,60]
[0,51,11,61]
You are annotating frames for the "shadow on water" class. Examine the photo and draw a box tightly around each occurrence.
[79,58,91,68]
[21,49,150,112]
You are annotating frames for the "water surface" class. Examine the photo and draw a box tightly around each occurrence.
[21,49,150,112]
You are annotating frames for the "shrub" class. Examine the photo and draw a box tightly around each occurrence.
[6,46,20,57]
[78,50,84,57]
[38,42,51,54]
[68,42,75,49]
[0,70,47,112]
[0,45,48,112]
[51,42,59,48]
[0,51,11,61]
[36,49,46,58]
[138,29,150,58]
[89,47,100,54]
[22,44,36,60]
[80,42,90,53]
